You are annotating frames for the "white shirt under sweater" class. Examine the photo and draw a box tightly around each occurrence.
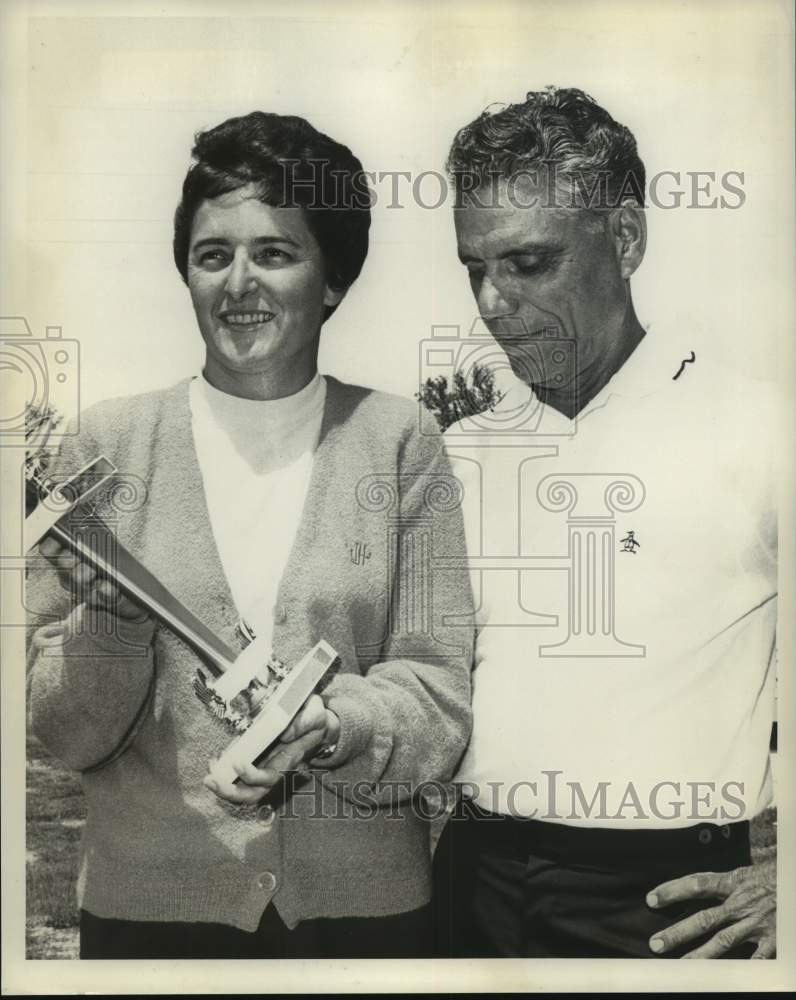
[189,372,326,654]
[445,330,778,828]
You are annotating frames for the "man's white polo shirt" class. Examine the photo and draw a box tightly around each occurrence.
[444,331,778,828]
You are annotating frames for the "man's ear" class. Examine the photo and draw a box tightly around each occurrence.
[323,284,347,309]
[610,205,646,279]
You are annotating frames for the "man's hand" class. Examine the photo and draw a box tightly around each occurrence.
[39,535,147,620]
[647,852,776,958]
[204,694,340,806]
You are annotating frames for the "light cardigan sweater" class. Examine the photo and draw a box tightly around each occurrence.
[26,375,474,931]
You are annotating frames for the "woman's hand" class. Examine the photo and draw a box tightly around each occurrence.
[38,535,147,620]
[204,694,340,806]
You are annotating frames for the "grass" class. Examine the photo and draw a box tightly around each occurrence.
[26,733,85,959]
[25,732,779,960]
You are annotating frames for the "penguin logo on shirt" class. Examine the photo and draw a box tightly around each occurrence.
[620,530,640,554]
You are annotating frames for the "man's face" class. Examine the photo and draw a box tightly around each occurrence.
[454,177,632,393]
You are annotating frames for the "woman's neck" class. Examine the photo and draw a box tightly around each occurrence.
[202,355,319,401]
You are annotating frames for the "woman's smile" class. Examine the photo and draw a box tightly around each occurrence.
[217,299,277,332]
[219,309,276,330]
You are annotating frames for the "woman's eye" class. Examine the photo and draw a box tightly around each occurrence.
[255,247,292,265]
[196,249,230,270]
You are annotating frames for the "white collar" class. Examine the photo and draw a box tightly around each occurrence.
[194,371,325,432]
[487,325,698,431]
[189,371,327,473]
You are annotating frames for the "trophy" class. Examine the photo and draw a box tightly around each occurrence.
[25,417,340,784]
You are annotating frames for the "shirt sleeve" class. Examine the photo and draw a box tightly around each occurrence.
[25,414,157,772]
[312,420,474,802]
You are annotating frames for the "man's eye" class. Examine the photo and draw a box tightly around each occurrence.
[511,257,549,275]
[464,262,485,278]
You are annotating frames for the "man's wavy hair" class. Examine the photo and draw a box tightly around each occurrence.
[173,111,371,321]
[446,86,645,210]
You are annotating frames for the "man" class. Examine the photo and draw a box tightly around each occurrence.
[433,86,777,959]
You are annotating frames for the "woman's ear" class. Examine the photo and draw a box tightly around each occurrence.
[610,205,647,280]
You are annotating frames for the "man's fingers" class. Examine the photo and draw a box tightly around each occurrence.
[647,870,732,908]
[648,904,726,954]
[752,936,776,960]
[680,916,759,959]
[649,861,777,958]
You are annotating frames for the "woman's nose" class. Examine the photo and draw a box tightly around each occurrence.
[225,251,259,300]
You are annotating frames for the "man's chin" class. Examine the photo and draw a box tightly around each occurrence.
[508,364,576,394]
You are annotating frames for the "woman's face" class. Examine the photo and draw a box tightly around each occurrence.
[186,184,343,397]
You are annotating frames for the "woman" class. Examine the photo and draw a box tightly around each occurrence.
[26,111,473,959]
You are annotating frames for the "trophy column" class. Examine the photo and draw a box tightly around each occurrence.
[356,473,468,660]
[58,475,150,656]
[536,473,647,658]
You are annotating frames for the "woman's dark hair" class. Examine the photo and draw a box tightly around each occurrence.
[173,111,372,320]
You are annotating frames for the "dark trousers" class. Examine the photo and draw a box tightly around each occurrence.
[432,801,754,958]
[80,901,432,959]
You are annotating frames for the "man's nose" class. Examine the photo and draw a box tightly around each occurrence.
[225,250,258,299]
[476,272,514,320]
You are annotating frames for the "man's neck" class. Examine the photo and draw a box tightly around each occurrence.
[534,313,647,420]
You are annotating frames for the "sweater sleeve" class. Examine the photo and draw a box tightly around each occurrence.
[314,420,474,802]
[25,414,157,772]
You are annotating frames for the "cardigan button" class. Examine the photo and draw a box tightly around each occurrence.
[273,604,287,625]
[256,871,277,891]
[257,804,275,827]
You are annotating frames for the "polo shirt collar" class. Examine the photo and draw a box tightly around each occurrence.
[488,325,698,430]
[577,324,696,421]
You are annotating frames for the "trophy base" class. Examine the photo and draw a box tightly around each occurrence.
[202,640,340,785]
